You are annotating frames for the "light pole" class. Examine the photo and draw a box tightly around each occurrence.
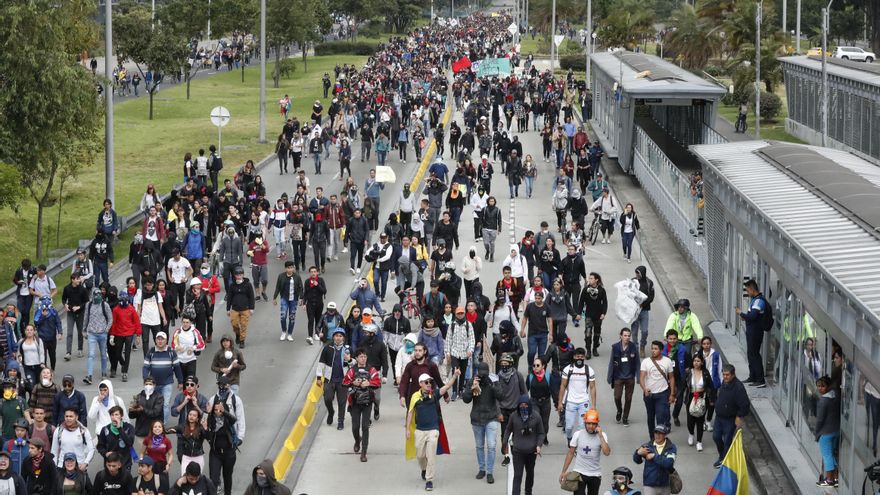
[585,0,592,90]
[782,0,786,45]
[795,0,801,53]
[258,0,266,144]
[151,0,155,31]
[207,0,211,39]
[821,1,833,146]
[104,0,114,205]
[550,0,557,71]
[755,0,762,139]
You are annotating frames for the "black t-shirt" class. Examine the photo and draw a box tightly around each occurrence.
[135,473,170,495]
[93,470,135,495]
[525,302,550,335]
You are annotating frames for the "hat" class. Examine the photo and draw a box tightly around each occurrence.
[418,373,433,383]
[189,278,202,287]
[0,451,11,460]
[654,424,669,434]
[185,461,201,476]
[362,308,372,315]
[363,325,377,334]
[455,306,465,315]
[436,238,446,246]
[30,438,45,449]
[327,301,337,310]
[185,375,199,385]
[379,232,388,238]
[583,409,600,424]
[63,452,78,462]
[155,332,168,340]
[13,418,29,430]
[138,456,155,466]
[481,154,488,159]
[331,328,346,337]
[201,263,210,270]
[233,265,245,275]
[62,374,75,384]
[217,375,231,386]
[500,353,514,364]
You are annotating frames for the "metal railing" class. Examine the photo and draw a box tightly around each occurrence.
[703,124,729,145]
[632,125,708,276]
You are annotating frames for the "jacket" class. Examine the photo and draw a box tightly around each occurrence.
[83,302,112,336]
[96,421,136,469]
[665,311,703,342]
[142,346,184,387]
[397,360,446,405]
[607,341,640,383]
[206,391,246,443]
[684,367,717,408]
[210,335,247,385]
[461,364,501,426]
[349,287,382,315]
[481,205,502,231]
[169,474,215,495]
[244,459,292,495]
[52,389,88,427]
[226,279,255,311]
[560,254,586,286]
[129,388,164,437]
[217,233,243,265]
[502,398,545,454]
[317,343,350,382]
[662,342,689,381]
[714,378,750,419]
[87,380,128,436]
[633,439,677,487]
[578,285,607,320]
[344,216,370,245]
[634,266,655,311]
[110,304,141,338]
[359,334,389,378]
[3,439,27,476]
[20,452,57,495]
[815,390,841,440]
[53,470,90,494]
[495,369,527,411]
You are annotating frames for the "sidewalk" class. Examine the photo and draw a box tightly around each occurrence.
[294,104,738,494]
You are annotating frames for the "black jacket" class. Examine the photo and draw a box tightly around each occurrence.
[359,335,389,378]
[96,422,136,469]
[502,407,545,454]
[714,378,750,419]
[344,216,370,245]
[481,206,502,231]
[130,390,164,437]
[461,365,501,426]
[20,452,57,495]
[578,285,608,319]
[225,280,255,311]
[560,254,586,287]
[273,272,304,302]
[635,266,655,311]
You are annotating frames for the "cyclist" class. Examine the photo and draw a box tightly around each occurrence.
[736,103,748,133]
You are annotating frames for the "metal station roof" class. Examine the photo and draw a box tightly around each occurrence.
[691,140,880,315]
[778,55,880,88]
[590,51,727,98]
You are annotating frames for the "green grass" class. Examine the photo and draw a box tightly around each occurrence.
[0,54,366,291]
[715,76,804,143]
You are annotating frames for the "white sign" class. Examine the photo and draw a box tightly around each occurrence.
[210,106,231,127]
[375,165,397,183]
[508,23,518,35]
[554,35,565,47]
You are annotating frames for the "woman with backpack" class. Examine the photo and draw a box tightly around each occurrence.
[343,349,381,462]
[684,353,716,453]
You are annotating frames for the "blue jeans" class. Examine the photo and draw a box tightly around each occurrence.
[158,383,173,424]
[94,260,109,286]
[564,400,590,440]
[713,415,737,460]
[324,140,332,158]
[622,231,635,259]
[819,432,839,471]
[524,176,534,197]
[279,298,298,335]
[87,333,108,377]
[555,149,565,168]
[630,310,650,348]
[472,421,499,474]
[377,150,387,166]
[313,152,322,173]
[644,389,671,440]
[373,268,389,298]
[526,333,548,366]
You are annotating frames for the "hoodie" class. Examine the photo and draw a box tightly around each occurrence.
[502,394,545,454]
[87,380,128,436]
[244,459,292,495]
[502,244,528,279]
[461,363,501,426]
[461,247,482,281]
[210,334,248,385]
[394,333,419,378]
[634,266,655,311]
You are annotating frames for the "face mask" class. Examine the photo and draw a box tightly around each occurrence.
[2,390,13,400]
[235,278,243,284]
[224,350,233,360]
[92,294,103,305]
[575,358,585,368]
[41,379,51,387]
[256,474,269,487]
[201,269,210,276]
[613,480,628,492]
[519,405,529,415]
[405,341,415,353]
[143,385,154,395]
[500,363,510,370]
[470,251,475,258]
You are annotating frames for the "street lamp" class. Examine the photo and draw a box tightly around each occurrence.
[258,0,266,144]
[105,0,114,204]
[821,0,833,146]
[585,0,591,89]
[755,0,762,139]
[550,0,557,72]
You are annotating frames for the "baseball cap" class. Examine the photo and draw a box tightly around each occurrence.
[418,373,432,383]
[155,332,168,340]
[363,308,372,315]
[327,301,337,309]
[654,424,669,434]
[138,456,155,466]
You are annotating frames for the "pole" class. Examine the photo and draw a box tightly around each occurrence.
[430,0,433,24]
[258,0,266,143]
[782,0,787,45]
[104,0,114,205]
[218,124,222,158]
[151,0,155,31]
[207,0,211,39]
[586,0,592,89]
[795,0,801,53]
[821,5,829,146]
[755,0,762,139]
[550,0,557,72]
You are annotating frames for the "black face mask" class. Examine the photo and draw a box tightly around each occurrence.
[575,358,585,368]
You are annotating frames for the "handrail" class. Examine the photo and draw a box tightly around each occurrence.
[634,125,700,227]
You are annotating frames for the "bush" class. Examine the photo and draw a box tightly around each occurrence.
[750,91,782,120]
[276,59,297,79]
[358,23,384,39]
[703,64,726,77]
[313,41,379,56]
[559,55,586,72]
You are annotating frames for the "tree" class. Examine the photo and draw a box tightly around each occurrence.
[335,0,381,39]
[211,0,258,39]
[0,0,103,259]
[266,0,298,87]
[528,0,585,34]
[160,0,209,99]
[386,0,424,33]
[666,3,721,70]
[286,0,332,72]
[114,3,189,119]
[597,0,655,50]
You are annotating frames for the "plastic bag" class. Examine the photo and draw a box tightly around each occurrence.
[614,279,647,325]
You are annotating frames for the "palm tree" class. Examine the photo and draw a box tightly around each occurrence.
[597,0,655,50]
[666,3,721,69]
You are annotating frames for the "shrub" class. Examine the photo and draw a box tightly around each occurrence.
[313,41,379,56]
[703,64,725,77]
[749,91,782,120]
[276,59,296,79]
[559,55,586,71]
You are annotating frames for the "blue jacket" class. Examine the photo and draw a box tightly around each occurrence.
[53,389,88,427]
[34,310,62,342]
[662,342,688,381]
[607,341,640,384]
[142,347,184,387]
[418,330,445,361]
[633,440,677,487]
[3,438,27,475]
[715,378,750,420]
[95,209,119,235]
[739,294,768,332]
[349,287,383,315]
[184,230,206,260]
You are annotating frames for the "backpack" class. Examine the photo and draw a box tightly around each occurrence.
[86,302,110,324]
[211,153,223,172]
[757,296,775,332]
[350,369,373,406]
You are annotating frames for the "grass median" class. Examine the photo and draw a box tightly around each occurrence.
[1,54,366,287]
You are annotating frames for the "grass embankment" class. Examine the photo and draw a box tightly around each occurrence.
[1,54,366,289]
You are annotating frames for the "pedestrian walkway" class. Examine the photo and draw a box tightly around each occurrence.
[294,102,746,494]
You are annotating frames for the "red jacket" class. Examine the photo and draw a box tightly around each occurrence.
[322,204,347,230]
[248,241,269,265]
[110,305,141,337]
[342,366,381,406]
[573,131,590,151]
[198,274,221,305]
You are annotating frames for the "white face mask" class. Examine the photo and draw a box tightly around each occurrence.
[143,385,155,395]
[41,379,51,387]
[224,351,233,360]
[200,269,210,276]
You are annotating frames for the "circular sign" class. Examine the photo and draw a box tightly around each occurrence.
[210,106,231,127]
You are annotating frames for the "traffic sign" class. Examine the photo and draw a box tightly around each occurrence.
[554,35,565,47]
[210,106,231,127]
[508,23,518,35]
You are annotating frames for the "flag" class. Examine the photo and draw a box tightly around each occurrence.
[707,429,749,495]
[452,56,472,74]
[405,392,451,460]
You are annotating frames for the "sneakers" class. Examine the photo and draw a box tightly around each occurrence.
[349,267,356,275]
[82,376,92,385]
[306,337,314,345]
[64,353,71,362]
[476,470,485,480]
[687,434,694,446]
[77,350,84,358]
[674,417,681,427]
[615,411,622,424]
[750,381,767,388]
[713,460,722,469]
[425,481,433,491]
[487,474,494,484]
[696,442,703,452]
[337,421,344,430]
[342,247,348,253]
[286,334,295,342]
[122,374,128,382]
[622,418,630,427]
[706,421,714,432]
[280,333,287,341]
[326,415,333,426]
[501,456,510,467]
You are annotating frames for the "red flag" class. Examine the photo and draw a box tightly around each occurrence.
[436,419,451,455]
[452,56,472,74]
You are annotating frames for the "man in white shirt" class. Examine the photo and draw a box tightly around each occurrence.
[559,409,611,494]
[639,340,676,440]
[51,407,95,469]
[557,347,597,442]
[166,249,192,313]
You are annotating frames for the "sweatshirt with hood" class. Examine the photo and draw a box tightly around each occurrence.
[634,265,655,311]
[244,459,292,495]
[87,380,128,436]
[502,244,528,279]
[461,362,501,426]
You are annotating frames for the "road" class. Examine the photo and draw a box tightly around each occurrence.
[51,117,422,492]
[293,100,754,494]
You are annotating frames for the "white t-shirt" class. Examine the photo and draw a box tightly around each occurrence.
[167,258,192,283]
[640,356,674,394]
[196,155,209,176]
[135,290,163,326]
[570,430,608,476]
[562,364,595,405]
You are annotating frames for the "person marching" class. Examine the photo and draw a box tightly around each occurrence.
[342,348,381,462]
[405,370,457,491]
[560,409,611,495]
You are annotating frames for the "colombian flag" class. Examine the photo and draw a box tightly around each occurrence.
[707,429,749,495]
[405,393,451,460]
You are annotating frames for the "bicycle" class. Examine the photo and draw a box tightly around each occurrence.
[587,212,601,245]
[400,287,422,321]
[735,114,747,133]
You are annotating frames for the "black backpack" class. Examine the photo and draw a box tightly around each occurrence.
[350,369,373,406]
[758,296,775,332]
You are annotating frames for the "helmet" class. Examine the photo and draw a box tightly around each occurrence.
[117,292,130,306]
[674,298,690,310]
[76,248,87,255]
[13,418,28,430]
[583,409,600,423]
[612,466,633,482]
[445,261,456,271]
[233,265,245,275]
[189,278,202,287]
